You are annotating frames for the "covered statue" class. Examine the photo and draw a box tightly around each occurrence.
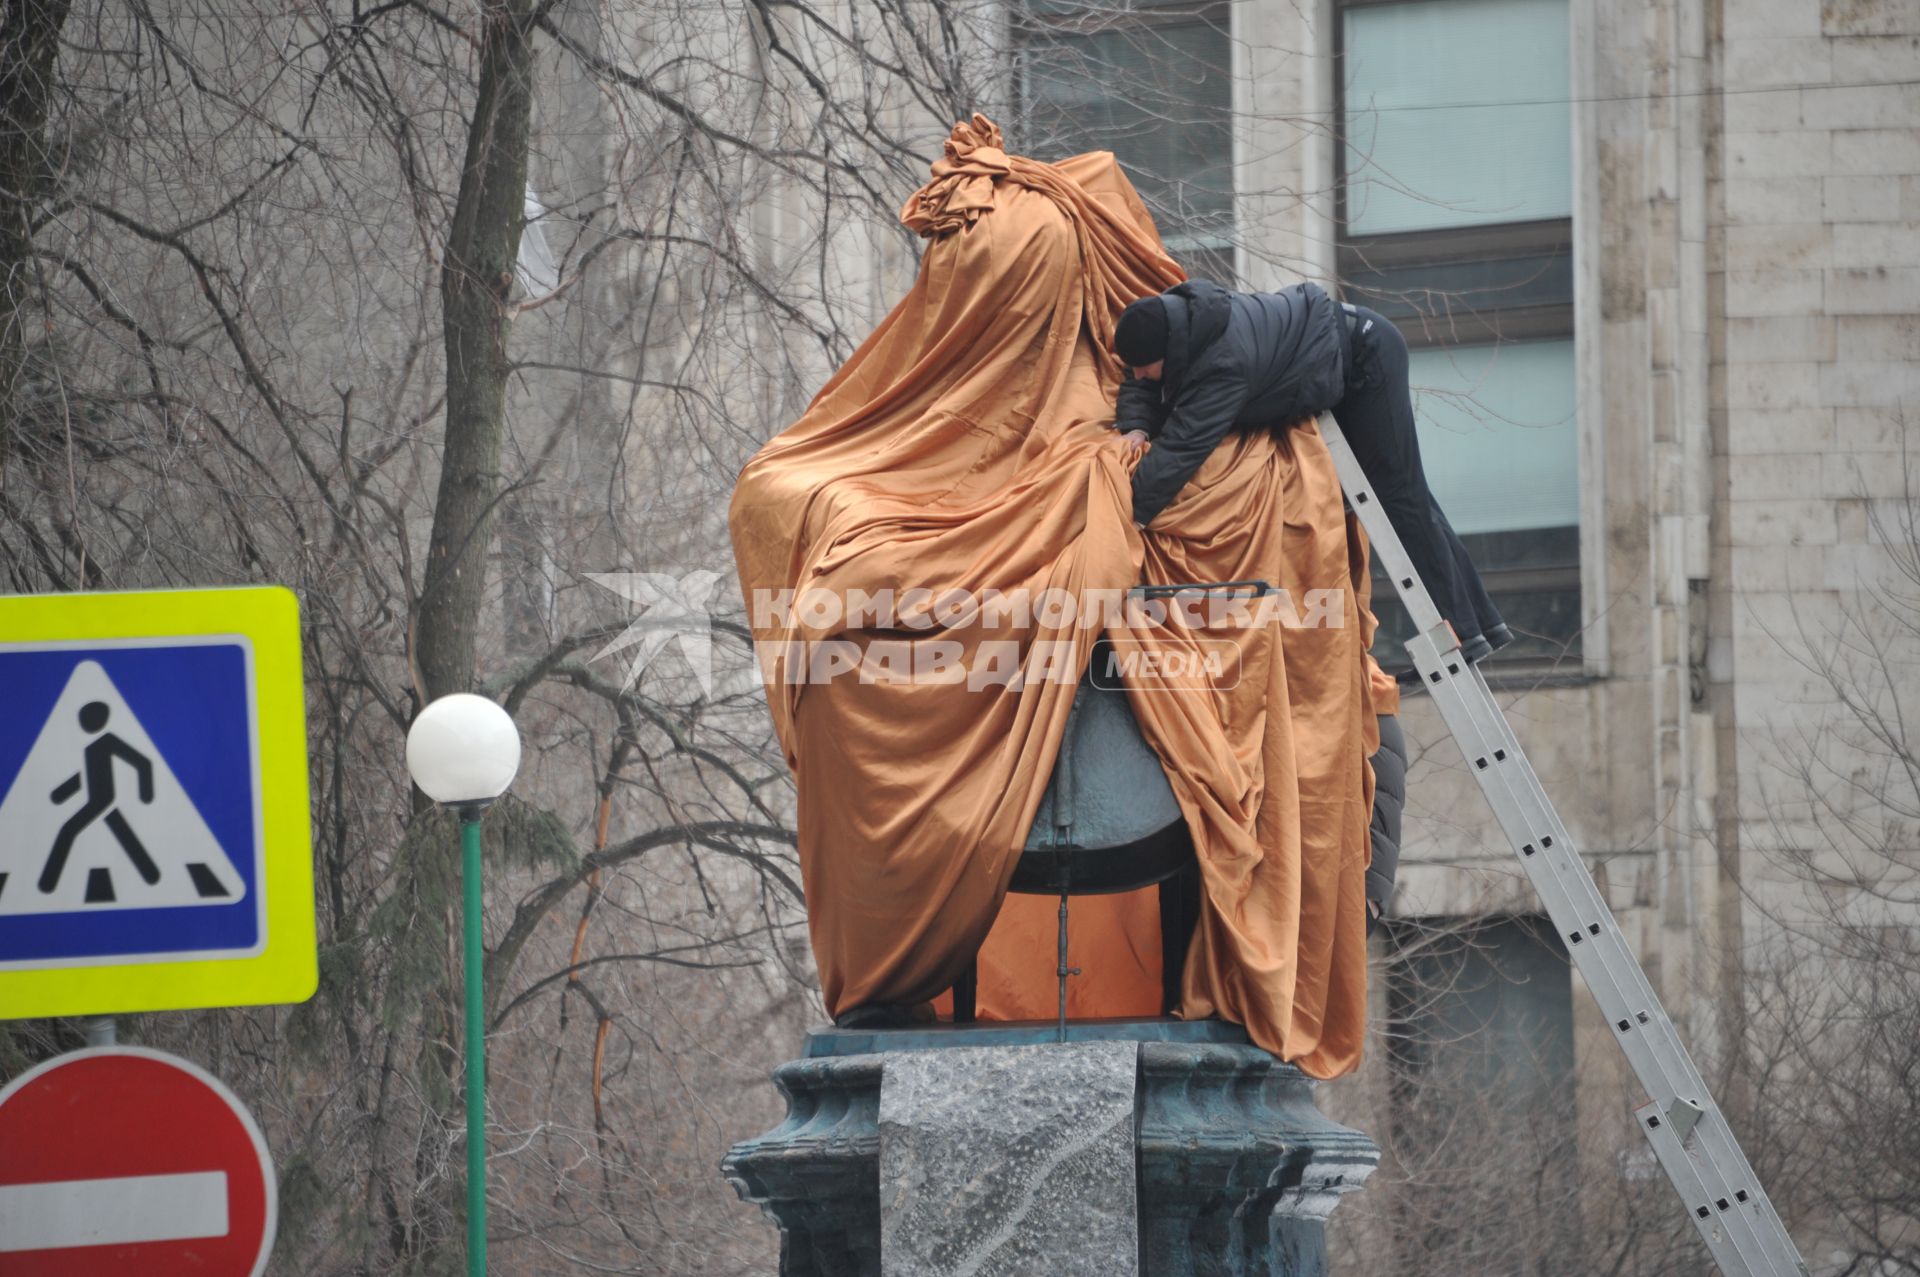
[727,115,1399,1079]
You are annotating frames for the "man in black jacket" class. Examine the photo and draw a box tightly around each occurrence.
[1112,278,1512,665]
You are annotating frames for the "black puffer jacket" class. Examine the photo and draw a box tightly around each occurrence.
[1367,712,1407,935]
[1125,279,1347,526]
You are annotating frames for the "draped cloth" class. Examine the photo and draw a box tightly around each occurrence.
[728,116,1392,1078]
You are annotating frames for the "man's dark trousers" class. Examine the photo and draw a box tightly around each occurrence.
[1330,304,1506,661]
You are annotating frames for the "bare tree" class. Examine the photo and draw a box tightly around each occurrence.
[0,0,993,1269]
[1732,433,1920,1275]
[0,0,1377,1269]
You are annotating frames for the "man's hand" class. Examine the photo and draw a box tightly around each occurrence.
[1115,377,1169,439]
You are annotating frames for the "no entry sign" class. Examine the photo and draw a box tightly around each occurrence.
[0,1047,276,1275]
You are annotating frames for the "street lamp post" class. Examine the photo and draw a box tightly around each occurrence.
[405,693,522,1277]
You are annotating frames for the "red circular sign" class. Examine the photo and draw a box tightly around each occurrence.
[0,1047,276,1275]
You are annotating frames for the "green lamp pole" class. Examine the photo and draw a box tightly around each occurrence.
[458,806,487,1274]
[406,693,522,1277]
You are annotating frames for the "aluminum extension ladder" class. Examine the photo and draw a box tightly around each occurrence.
[1318,416,1810,1277]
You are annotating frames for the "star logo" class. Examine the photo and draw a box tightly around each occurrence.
[586,570,723,694]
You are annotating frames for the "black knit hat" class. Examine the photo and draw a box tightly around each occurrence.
[1113,296,1170,367]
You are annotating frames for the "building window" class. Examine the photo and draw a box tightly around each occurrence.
[1388,914,1574,1103]
[1385,914,1579,1264]
[1014,0,1236,283]
[1338,0,1580,671]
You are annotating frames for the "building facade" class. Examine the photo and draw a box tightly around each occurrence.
[1002,0,1915,1262]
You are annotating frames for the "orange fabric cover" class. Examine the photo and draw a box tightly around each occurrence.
[728,116,1388,1078]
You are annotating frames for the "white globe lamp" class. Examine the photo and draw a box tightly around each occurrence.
[406,692,521,807]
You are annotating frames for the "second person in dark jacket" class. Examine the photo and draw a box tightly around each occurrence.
[1113,277,1513,665]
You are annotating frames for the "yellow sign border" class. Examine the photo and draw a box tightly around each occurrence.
[0,586,315,1018]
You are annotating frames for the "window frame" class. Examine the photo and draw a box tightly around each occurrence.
[1332,0,1584,679]
[1011,0,1239,280]
[1338,218,1574,347]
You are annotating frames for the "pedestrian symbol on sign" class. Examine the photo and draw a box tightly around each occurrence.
[43,699,163,899]
[0,659,245,914]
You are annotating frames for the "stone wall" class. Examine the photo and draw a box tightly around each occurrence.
[1229,0,1917,1017]
[1221,0,1916,1263]
[1711,0,1920,947]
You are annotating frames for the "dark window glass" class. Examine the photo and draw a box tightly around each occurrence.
[1387,914,1575,1103]
[1371,527,1583,671]
[1382,915,1582,1267]
[1341,221,1572,347]
[1016,2,1235,282]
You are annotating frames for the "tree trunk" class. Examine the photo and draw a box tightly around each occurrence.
[417,0,539,700]
[0,0,70,471]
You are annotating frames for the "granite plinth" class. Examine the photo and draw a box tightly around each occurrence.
[723,1020,1377,1276]
[880,1041,1137,1276]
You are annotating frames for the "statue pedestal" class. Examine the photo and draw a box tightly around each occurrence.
[723,1020,1378,1276]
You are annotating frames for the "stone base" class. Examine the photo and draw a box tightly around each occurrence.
[722,1020,1378,1276]
[881,1040,1139,1276]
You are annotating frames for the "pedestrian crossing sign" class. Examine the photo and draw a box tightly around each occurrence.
[0,587,315,1018]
